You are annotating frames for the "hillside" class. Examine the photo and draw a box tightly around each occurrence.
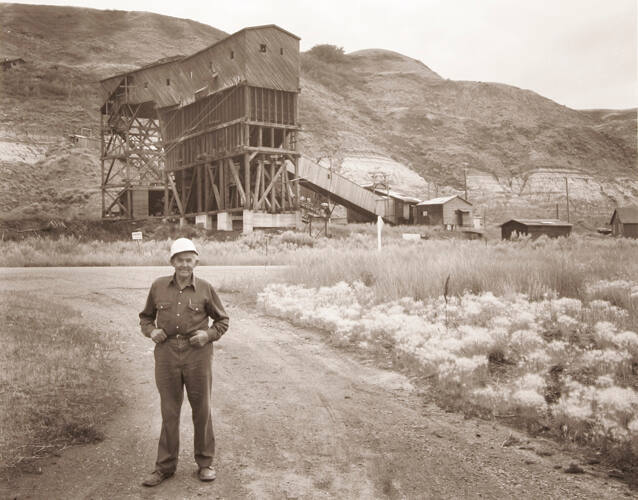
[0,3,636,222]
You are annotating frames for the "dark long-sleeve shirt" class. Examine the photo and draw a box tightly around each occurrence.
[139,273,229,342]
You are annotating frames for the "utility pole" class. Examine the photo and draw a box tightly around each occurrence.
[565,177,570,223]
[464,168,468,200]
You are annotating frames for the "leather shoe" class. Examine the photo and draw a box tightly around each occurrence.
[198,466,216,482]
[142,470,173,487]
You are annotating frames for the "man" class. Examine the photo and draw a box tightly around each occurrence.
[139,237,229,487]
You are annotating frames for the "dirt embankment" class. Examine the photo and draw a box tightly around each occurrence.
[0,267,634,499]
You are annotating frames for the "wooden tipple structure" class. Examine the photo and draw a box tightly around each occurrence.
[99,25,301,231]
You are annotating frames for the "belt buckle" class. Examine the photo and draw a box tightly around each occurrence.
[175,334,185,340]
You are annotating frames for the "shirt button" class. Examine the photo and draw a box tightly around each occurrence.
[176,313,180,317]
[180,291,183,294]
[176,326,180,329]
[178,302,181,305]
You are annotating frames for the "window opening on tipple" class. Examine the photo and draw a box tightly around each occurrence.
[280,48,284,55]
[166,78,170,86]
[230,50,234,59]
[260,44,267,53]
[144,82,148,89]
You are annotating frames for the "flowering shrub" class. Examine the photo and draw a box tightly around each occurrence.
[258,280,638,456]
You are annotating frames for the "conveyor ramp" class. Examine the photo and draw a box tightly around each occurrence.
[286,156,385,220]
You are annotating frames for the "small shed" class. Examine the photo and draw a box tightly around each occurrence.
[361,184,421,224]
[414,195,473,229]
[500,219,572,240]
[610,206,638,238]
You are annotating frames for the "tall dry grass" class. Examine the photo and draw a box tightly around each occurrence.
[285,234,638,326]
[0,291,121,472]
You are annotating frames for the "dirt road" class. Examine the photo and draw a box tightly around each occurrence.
[0,267,633,499]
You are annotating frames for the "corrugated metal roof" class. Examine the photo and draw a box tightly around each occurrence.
[499,219,573,227]
[417,195,470,206]
[610,206,638,224]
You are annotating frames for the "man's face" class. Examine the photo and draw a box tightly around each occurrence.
[171,251,198,279]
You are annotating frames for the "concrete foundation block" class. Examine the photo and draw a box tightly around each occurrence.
[217,212,233,231]
[242,210,254,234]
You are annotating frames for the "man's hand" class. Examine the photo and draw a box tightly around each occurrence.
[189,330,209,347]
[150,328,167,343]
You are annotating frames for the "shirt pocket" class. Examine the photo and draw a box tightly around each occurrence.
[186,301,207,330]
[156,302,172,325]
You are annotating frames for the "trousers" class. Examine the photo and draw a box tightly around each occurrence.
[153,336,214,473]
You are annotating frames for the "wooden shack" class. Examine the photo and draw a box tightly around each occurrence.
[610,206,638,238]
[500,219,572,240]
[99,25,301,231]
[360,184,421,224]
[414,195,472,229]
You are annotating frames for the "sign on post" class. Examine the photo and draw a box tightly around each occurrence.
[402,233,421,241]
[131,231,143,240]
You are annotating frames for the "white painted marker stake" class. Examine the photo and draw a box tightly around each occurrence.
[377,216,384,251]
[132,231,142,253]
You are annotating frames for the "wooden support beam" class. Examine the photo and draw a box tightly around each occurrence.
[294,158,300,209]
[167,174,185,216]
[206,164,222,210]
[215,160,227,210]
[164,170,170,216]
[245,146,299,156]
[182,168,197,213]
[281,160,286,210]
[204,164,210,211]
[246,121,299,130]
[244,83,250,121]
[258,126,262,147]
[253,157,262,210]
[180,170,186,213]
[228,159,246,205]
[258,163,284,210]
[243,152,251,208]
[196,165,203,212]
[223,160,230,209]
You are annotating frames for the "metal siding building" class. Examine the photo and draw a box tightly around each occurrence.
[500,219,572,240]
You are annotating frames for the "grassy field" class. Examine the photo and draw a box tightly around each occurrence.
[0,291,121,472]
[2,228,638,472]
[256,232,638,469]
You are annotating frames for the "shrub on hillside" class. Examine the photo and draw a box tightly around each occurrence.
[307,44,346,64]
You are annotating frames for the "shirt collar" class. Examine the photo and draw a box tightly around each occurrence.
[169,273,197,291]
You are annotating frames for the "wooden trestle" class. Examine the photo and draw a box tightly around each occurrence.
[100,82,300,223]
[159,83,300,219]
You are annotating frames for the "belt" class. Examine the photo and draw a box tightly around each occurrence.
[168,334,193,340]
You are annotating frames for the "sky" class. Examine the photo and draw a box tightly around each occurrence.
[8,0,638,109]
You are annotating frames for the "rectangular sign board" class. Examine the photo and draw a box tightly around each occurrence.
[131,231,143,240]
[402,233,421,241]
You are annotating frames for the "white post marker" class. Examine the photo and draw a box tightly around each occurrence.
[377,216,384,251]
[132,231,143,252]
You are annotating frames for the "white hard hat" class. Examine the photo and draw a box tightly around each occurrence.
[169,238,199,260]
